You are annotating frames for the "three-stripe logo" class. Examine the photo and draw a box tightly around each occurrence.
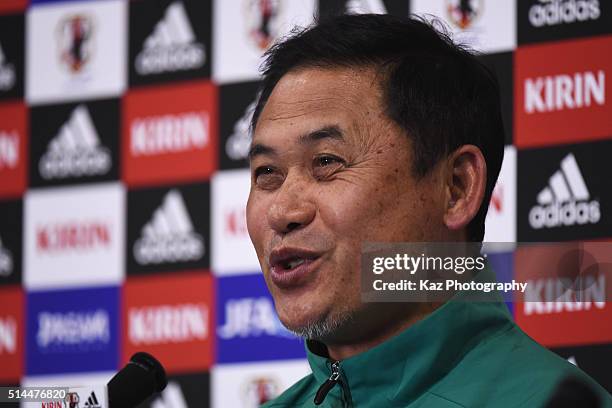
[38,105,111,179]
[529,153,600,229]
[84,391,101,408]
[135,1,205,75]
[133,189,205,265]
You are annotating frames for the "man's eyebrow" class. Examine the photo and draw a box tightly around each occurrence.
[298,125,344,145]
[248,125,345,162]
[248,143,276,161]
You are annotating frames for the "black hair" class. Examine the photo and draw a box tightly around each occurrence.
[250,13,505,242]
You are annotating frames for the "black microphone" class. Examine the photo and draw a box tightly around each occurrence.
[107,352,168,408]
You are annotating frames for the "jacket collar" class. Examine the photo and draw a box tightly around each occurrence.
[305,266,514,405]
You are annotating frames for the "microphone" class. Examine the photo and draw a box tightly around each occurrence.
[107,352,168,408]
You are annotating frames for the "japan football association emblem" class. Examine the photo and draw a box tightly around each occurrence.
[57,14,95,73]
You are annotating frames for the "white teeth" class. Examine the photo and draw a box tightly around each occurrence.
[287,258,305,269]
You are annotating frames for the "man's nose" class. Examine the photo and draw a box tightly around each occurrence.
[267,176,316,234]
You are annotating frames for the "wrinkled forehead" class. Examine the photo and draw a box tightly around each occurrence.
[253,67,385,142]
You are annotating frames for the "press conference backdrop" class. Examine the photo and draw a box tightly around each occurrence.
[0,0,610,406]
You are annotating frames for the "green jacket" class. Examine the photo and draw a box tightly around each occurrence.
[263,284,611,407]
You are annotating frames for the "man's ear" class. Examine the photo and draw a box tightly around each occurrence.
[443,145,487,231]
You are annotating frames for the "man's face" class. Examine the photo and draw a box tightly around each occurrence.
[246,67,445,341]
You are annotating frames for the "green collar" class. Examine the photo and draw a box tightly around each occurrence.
[305,267,514,405]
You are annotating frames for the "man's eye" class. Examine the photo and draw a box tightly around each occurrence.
[314,155,343,167]
[313,155,345,179]
[254,166,275,177]
[253,166,283,189]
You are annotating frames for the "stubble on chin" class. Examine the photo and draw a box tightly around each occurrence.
[282,307,356,342]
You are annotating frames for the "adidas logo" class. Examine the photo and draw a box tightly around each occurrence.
[528,0,600,28]
[152,382,188,408]
[39,105,111,180]
[0,42,15,91]
[529,153,600,229]
[133,190,205,265]
[225,98,256,161]
[84,391,101,408]
[0,235,13,277]
[135,1,205,75]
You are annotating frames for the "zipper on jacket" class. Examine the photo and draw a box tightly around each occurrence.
[313,361,341,405]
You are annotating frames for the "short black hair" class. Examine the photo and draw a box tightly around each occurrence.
[250,14,505,242]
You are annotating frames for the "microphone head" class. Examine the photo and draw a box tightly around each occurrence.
[130,352,168,392]
[108,352,167,408]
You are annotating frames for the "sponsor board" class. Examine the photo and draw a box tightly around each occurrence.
[515,35,612,148]
[129,0,212,86]
[0,101,27,198]
[0,200,22,286]
[518,0,612,45]
[26,286,119,375]
[411,0,516,53]
[29,99,119,187]
[478,51,514,145]
[122,80,217,186]
[0,13,24,100]
[551,343,612,392]
[0,286,23,382]
[318,0,410,17]
[217,273,304,363]
[24,183,125,289]
[212,169,260,275]
[218,80,260,170]
[123,272,213,374]
[127,182,210,275]
[26,0,127,104]
[137,372,209,408]
[211,360,311,408]
[514,242,612,347]
[517,141,612,241]
[212,0,316,84]
[484,146,516,243]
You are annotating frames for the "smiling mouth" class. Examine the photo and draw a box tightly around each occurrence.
[268,249,323,289]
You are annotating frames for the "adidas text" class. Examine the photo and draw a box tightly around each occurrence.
[529,200,600,229]
[136,43,205,74]
[134,233,204,264]
[39,148,111,179]
[529,0,600,28]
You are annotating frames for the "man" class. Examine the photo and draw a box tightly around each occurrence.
[246,14,610,407]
